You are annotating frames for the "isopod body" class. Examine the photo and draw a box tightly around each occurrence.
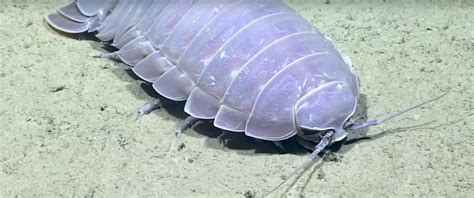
[46,0,360,149]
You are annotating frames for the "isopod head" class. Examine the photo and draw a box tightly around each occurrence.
[294,81,357,144]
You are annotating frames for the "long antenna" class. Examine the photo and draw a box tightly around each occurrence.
[349,91,450,130]
[266,131,334,195]
[267,90,449,195]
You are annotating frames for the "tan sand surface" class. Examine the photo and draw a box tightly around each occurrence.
[0,0,472,197]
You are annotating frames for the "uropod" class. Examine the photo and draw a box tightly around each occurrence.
[45,0,447,181]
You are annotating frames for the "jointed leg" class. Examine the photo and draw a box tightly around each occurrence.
[137,100,160,116]
[176,116,200,138]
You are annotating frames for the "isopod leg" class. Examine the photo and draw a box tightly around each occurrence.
[272,141,286,152]
[175,116,200,137]
[137,100,160,116]
[168,116,201,153]
[99,51,121,62]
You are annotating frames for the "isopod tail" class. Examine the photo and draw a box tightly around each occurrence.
[45,1,112,34]
[76,0,113,17]
[45,2,93,34]
[45,12,90,34]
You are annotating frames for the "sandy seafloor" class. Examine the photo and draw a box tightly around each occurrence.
[0,0,473,197]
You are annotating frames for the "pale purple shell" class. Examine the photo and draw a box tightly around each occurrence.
[46,0,359,142]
